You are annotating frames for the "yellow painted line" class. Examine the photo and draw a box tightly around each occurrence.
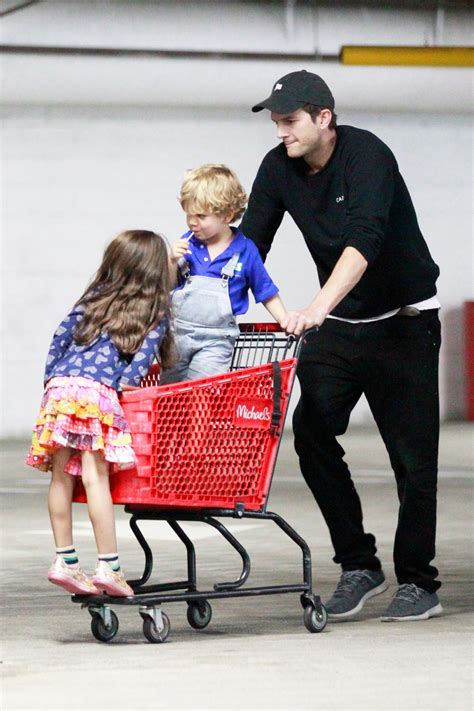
[341,46,474,67]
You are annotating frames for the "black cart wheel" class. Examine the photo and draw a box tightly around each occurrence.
[187,601,212,630]
[90,610,119,642]
[143,612,170,643]
[303,603,328,633]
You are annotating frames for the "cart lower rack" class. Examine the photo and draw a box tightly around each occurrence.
[72,324,327,642]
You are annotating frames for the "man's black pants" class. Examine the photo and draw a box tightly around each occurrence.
[293,310,441,593]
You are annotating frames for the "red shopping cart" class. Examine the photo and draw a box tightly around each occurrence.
[72,324,327,642]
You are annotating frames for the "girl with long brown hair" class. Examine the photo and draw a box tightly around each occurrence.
[26,230,174,597]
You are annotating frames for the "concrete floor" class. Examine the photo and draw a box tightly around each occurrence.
[1,424,473,711]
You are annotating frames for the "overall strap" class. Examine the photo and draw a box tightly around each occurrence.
[178,257,191,281]
[221,252,241,281]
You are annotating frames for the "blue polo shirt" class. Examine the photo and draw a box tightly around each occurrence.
[176,228,279,316]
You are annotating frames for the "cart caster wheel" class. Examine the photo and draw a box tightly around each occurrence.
[90,610,119,642]
[143,612,170,643]
[303,603,328,633]
[187,601,212,630]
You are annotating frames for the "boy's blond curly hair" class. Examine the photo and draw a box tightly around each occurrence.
[180,164,247,222]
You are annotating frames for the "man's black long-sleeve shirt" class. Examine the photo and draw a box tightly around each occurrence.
[240,125,439,319]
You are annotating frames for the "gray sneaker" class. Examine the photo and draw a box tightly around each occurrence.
[325,569,388,619]
[380,584,443,622]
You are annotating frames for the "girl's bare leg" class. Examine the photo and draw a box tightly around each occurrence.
[48,447,75,547]
[81,451,134,596]
[47,448,100,595]
[80,450,117,554]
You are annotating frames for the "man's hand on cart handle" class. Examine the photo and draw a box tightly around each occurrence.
[281,307,327,336]
[282,247,369,335]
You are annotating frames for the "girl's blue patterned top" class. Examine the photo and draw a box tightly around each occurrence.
[44,304,166,391]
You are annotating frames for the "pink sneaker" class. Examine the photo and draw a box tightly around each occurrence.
[92,560,134,597]
[48,556,100,595]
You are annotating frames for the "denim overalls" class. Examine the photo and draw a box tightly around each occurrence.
[160,252,241,383]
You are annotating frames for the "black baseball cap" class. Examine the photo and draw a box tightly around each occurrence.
[252,70,335,114]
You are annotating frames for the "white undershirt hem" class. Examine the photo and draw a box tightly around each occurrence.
[327,296,441,324]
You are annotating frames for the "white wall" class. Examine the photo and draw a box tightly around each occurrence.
[1,0,473,436]
[1,103,472,435]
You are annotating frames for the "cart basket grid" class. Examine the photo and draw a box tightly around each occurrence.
[73,324,298,512]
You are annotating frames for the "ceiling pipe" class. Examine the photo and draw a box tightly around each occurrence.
[4,43,472,67]
[285,0,297,43]
[434,5,446,45]
[0,0,42,18]
[0,44,339,62]
[340,45,473,66]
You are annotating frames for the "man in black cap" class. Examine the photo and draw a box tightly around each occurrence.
[240,70,442,622]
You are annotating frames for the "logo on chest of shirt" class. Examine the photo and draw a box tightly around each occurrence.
[336,195,345,203]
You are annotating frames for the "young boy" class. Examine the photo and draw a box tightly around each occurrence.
[160,164,287,383]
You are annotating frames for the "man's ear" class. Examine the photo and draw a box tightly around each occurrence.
[319,109,333,130]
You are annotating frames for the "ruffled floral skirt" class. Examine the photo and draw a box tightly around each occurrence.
[26,376,137,476]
